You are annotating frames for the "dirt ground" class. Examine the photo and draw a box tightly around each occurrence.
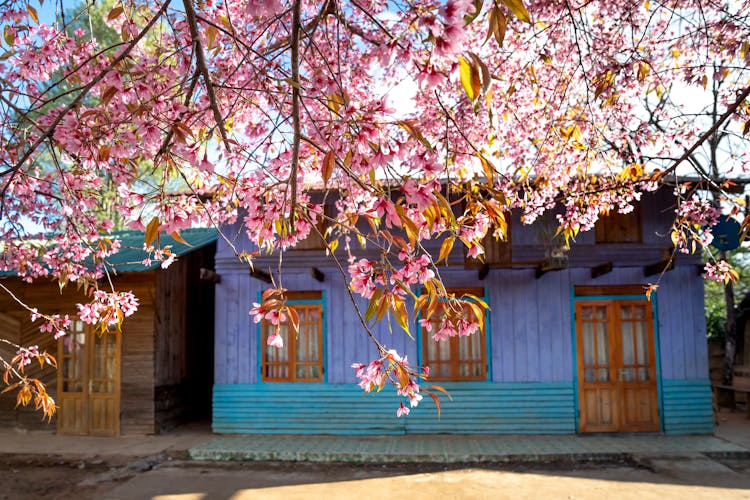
[1,455,749,500]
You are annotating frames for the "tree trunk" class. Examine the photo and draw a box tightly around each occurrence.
[722,252,737,385]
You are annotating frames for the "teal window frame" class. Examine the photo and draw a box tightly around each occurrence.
[257,290,327,383]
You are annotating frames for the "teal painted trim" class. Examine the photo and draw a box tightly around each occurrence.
[484,290,492,381]
[651,293,665,432]
[573,294,646,301]
[255,291,327,384]
[256,290,262,383]
[661,379,713,434]
[414,289,492,381]
[212,382,576,435]
[569,284,579,432]
[322,289,328,383]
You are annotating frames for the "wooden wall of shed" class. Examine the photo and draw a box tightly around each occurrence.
[0,275,158,435]
[154,243,215,432]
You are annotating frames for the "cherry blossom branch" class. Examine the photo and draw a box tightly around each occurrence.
[183,0,230,152]
[0,0,173,218]
[289,0,302,230]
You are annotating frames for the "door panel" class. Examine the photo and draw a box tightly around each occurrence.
[88,330,120,436]
[576,300,659,433]
[58,323,120,436]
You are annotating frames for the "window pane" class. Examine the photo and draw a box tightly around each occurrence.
[582,323,595,366]
[262,301,323,381]
[635,321,648,366]
[420,290,486,381]
[621,322,634,365]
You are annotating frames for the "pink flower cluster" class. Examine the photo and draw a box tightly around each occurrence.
[76,291,139,326]
[348,258,378,299]
[14,345,39,367]
[704,261,738,284]
[352,349,424,417]
[249,301,287,348]
[30,311,71,340]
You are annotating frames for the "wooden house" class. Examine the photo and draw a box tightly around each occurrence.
[212,188,712,435]
[0,228,217,435]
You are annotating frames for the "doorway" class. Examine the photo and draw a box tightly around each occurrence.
[575,299,659,432]
[57,319,120,436]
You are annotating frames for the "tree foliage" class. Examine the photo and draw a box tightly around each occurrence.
[0,0,749,416]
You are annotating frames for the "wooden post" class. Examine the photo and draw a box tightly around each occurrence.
[721,250,737,385]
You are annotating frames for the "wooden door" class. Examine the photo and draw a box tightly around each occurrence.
[58,322,120,436]
[576,300,659,433]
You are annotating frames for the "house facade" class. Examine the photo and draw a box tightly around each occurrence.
[212,190,712,435]
[0,229,217,435]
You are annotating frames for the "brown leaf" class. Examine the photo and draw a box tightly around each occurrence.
[322,150,335,187]
[107,6,124,21]
[145,216,160,247]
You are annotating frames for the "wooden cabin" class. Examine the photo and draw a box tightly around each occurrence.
[213,188,712,435]
[0,229,217,435]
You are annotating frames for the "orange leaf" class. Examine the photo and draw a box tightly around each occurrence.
[438,236,455,264]
[170,230,190,246]
[427,391,442,419]
[429,384,453,401]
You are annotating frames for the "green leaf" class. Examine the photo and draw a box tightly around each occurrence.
[4,26,15,46]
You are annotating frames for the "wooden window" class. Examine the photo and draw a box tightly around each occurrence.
[421,288,487,381]
[595,204,642,243]
[262,291,324,382]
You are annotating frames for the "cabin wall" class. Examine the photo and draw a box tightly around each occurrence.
[0,276,158,435]
[213,187,712,435]
[154,243,216,432]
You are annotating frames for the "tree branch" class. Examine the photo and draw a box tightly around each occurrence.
[289,0,302,229]
[0,0,173,218]
[659,86,750,179]
[182,0,231,152]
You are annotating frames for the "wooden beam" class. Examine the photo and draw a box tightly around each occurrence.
[250,269,273,283]
[311,267,325,282]
[644,258,674,277]
[199,268,221,283]
[478,263,490,281]
[591,262,613,279]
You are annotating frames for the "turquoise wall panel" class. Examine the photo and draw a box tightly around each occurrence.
[661,379,714,434]
[212,382,576,435]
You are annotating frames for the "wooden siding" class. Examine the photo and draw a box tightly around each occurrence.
[0,276,157,434]
[661,379,714,434]
[154,243,216,430]
[213,382,575,434]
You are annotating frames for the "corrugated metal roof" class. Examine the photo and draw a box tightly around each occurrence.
[105,228,218,272]
[0,228,218,277]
